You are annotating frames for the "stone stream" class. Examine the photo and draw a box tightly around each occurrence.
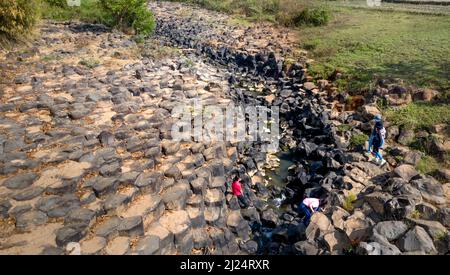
[0,1,448,255]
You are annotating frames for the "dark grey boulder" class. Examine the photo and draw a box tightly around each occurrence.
[294,240,319,255]
[133,235,160,255]
[65,208,95,225]
[56,224,87,247]
[3,172,38,190]
[95,216,122,239]
[16,210,48,230]
[261,208,279,228]
[0,200,12,219]
[397,226,437,254]
[118,216,144,237]
[8,204,32,219]
[372,221,408,241]
[13,186,44,201]
[93,177,117,197]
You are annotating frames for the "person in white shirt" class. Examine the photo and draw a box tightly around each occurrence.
[298,197,324,226]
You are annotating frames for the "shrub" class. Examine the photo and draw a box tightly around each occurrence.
[416,155,439,175]
[79,58,100,68]
[41,0,155,37]
[337,124,352,133]
[132,5,156,36]
[99,0,155,36]
[276,0,330,27]
[291,6,330,27]
[44,0,68,8]
[434,230,447,241]
[410,209,421,220]
[0,0,41,40]
[343,193,356,212]
[350,133,368,149]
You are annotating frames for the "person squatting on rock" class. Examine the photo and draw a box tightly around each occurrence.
[367,114,387,166]
[232,176,251,209]
[298,197,325,226]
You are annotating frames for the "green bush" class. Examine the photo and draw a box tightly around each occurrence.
[293,6,330,27]
[416,155,439,175]
[0,0,41,40]
[410,209,421,220]
[350,133,368,149]
[1,0,155,45]
[434,230,448,241]
[337,124,352,133]
[41,0,155,37]
[99,0,155,36]
[44,0,68,8]
[343,193,356,212]
[132,4,156,36]
[79,58,100,68]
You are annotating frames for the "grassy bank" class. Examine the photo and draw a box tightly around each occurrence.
[384,101,449,168]
[301,4,450,93]
[384,102,450,131]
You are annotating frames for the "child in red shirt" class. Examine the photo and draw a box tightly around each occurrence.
[232,176,249,208]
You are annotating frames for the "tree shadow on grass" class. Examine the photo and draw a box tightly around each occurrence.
[69,23,110,34]
[346,59,450,93]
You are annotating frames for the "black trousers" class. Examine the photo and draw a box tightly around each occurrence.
[237,195,250,208]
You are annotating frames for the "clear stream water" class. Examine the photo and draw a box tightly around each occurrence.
[264,149,302,212]
[265,150,297,189]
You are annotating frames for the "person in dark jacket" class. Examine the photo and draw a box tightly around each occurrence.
[367,115,386,166]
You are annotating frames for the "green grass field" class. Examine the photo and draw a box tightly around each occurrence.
[301,3,450,93]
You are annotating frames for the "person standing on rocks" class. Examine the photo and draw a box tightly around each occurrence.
[367,114,387,166]
[298,197,323,226]
[232,176,250,209]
